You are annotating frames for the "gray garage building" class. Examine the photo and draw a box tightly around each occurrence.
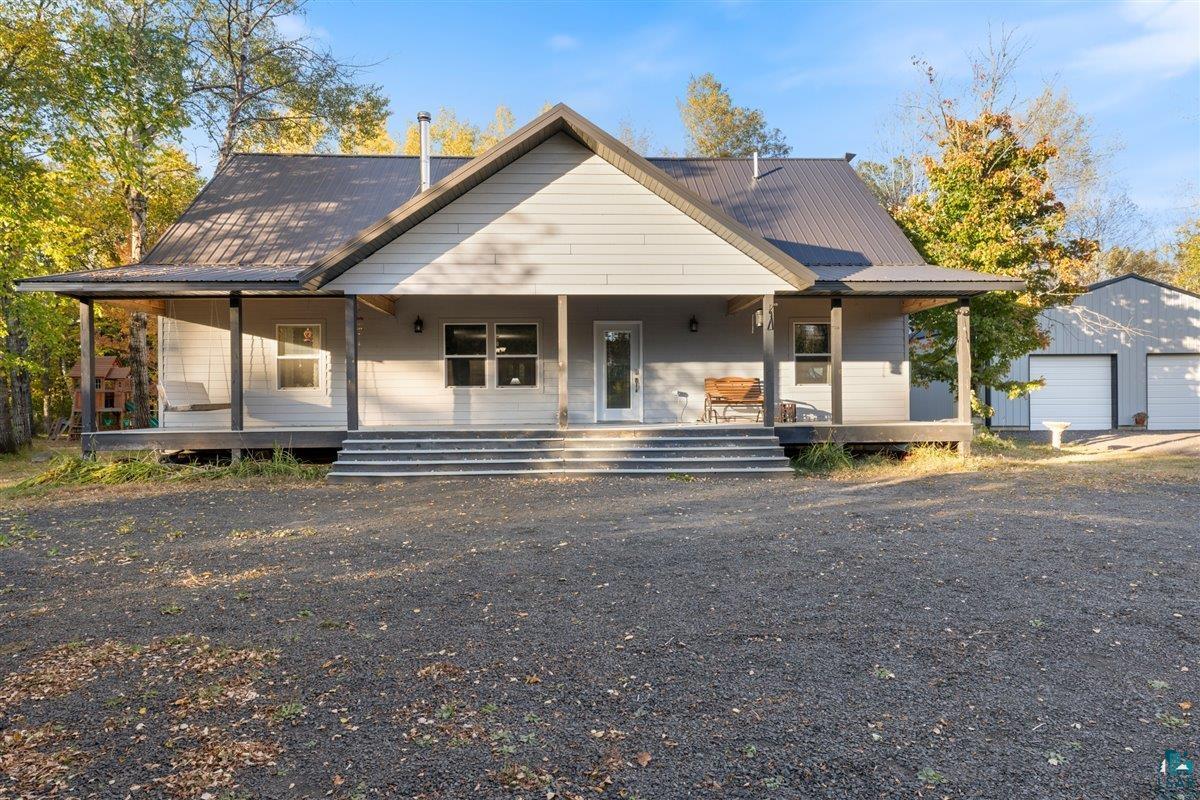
[911,273,1200,431]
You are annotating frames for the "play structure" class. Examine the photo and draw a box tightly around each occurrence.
[67,356,133,438]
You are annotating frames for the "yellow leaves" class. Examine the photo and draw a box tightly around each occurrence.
[401,105,517,157]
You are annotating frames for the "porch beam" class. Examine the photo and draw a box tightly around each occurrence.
[229,295,244,453]
[358,294,395,316]
[345,295,359,431]
[761,293,776,427]
[900,297,955,315]
[726,295,759,316]
[557,295,568,429]
[830,298,843,425]
[956,297,972,458]
[79,299,95,456]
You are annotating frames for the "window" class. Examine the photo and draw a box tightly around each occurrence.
[277,324,321,389]
[495,323,538,388]
[444,323,487,387]
[793,322,831,385]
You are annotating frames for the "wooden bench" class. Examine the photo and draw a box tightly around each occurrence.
[704,377,764,422]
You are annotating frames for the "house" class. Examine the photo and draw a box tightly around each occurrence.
[911,273,1200,431]
[19,104,1023,477]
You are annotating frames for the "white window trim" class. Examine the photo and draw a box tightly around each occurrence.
[275,322,324,391]
[791,318,832,386]
[495,322,540,390]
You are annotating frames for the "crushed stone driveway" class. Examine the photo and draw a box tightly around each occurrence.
[1013,429,1200,456]
[0,469,1197,799]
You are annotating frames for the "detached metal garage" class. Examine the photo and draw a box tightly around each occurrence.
[911,274,1200,431]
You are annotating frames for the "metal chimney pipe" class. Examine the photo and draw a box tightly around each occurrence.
[752,150,759,180]
[418,111,432,191]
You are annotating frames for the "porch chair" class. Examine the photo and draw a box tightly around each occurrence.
[703,377,764,423]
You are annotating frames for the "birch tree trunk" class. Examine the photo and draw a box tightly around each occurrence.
[127,185,152,429]
[8,320,32,446]
[0,372,15,455]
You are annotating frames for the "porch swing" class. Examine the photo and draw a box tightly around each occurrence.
[157,304,232,413]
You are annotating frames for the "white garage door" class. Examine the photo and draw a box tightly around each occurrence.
[1148,354,1200,430]
[1029,356,1113,431]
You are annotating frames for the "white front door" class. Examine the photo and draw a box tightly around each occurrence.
[594,322,643,422]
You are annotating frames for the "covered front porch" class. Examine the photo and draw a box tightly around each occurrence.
[74,290,976,456]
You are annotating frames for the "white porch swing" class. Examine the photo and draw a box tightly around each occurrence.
[157,303,232,413]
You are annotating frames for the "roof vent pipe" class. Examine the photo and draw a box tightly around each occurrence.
[752,150,759,180]
[418,111,432,191]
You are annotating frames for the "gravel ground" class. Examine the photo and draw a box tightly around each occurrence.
[0,467,1197,799]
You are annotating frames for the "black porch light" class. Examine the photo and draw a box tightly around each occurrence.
[413,315,424,334]
[689,315,699,333]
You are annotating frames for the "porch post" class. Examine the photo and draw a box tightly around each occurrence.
[557,295,568,429]
[229,294,243,461]
[956,297,972,458]
[830,298,843,425]
[761,293,776,428]
[345,294,359,431]
[79,299,95,457]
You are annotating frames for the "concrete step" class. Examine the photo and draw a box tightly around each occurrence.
[327,466,795,483]
[330,455,792,473]
[335,445,786,462]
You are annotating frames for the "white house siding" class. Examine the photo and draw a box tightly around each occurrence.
[327,133,794,297]
[159,297,346,430]
[991,278,1200,428]
[159,296,911,428]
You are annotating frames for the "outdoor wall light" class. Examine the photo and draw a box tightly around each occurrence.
[413,316,423,334]
[689,315,699,333]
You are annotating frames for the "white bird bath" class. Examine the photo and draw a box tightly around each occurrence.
[1042,420,1071,449]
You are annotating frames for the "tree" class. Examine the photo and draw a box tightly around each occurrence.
[678,73,789,157]
[1173,220,1200,293]
[616,116,654,155]
[896,111,1096,405]
[855,155,919,212]
[401,105,516,156]
[58,0,192,428]
[188,0,388,166]
[1097,246,1174,283]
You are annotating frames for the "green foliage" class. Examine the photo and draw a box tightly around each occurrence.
[974,428,1015,452]
[897,112,1097,399]
[9,448,325,492]
[855,156,920,212]
[792,442,853,473]
[1173,220,1200,294]
[678,73,789,158]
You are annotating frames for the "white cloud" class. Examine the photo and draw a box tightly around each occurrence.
[1073,0,1199,78]
[547,34,580,52]
[274,13,327,42]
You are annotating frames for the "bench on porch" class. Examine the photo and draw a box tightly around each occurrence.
[703,377,764,423]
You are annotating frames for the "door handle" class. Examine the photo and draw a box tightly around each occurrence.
[633,370,641,392]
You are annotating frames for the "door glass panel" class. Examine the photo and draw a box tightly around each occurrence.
[605,331,631,409]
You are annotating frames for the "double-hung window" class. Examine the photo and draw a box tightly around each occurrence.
[444,323,488,387]
[793,322,831,385]
[495,324,538,388]
[277,324,322,389]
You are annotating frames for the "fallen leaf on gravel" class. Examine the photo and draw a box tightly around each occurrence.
[524,673,541,685]
[635,751,652,767]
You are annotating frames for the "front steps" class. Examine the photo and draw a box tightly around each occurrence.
[326,425,793,481]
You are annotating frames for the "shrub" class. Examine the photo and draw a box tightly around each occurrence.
[974,428,1015,451]
[793,442,853,473]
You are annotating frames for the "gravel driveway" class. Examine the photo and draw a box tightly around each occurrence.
[1,468,1196,799]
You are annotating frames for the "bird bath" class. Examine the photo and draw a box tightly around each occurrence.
[1042,420,1071,449]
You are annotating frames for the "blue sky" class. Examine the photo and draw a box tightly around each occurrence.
[213,0,1200,246]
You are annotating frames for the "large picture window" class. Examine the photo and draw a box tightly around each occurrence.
[444,323,487,387]
[276,324,322,389]
[495,323,539,388]
[793,322,831,385]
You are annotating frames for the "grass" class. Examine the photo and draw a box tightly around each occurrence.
[792,442,854,473]
[7,448,326,495]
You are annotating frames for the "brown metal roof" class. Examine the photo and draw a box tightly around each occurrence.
[20,104,1021,294]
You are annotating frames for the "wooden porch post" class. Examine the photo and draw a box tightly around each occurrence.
[761,293,776,428]
[79,299,95,457]
[830,298,843,425]
[956,297,972,458]
[345,295,359,431]
[229,294,243,462]
[557,295,568,429]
